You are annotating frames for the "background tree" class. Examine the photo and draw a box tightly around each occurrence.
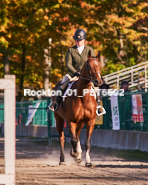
[0,0,148,100]
[84,0,148,74]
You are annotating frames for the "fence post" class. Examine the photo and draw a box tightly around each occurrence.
[47,97,54,138]
[131,67,133,86]
[103,96,107,129]
[147,93,148,131]
[0,75,15,185]
[145,65,147,92]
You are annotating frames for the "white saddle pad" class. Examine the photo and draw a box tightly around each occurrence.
[62,81,76,102]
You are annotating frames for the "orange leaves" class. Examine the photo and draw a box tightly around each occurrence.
[124,7,134,13]
[138,2,148,10]
[0,37,7,43]
[48,20,52,25]
[52,12,60,18]
[63,17,69,22]
[0,25,6,32]
[79,1,87,8]
[26,56,32,62]
[107,14,134,27]
[58,0,63,3]
[44,15,49,20]
[0,0,148,89]
[12,55,19,62]
[79,1,94,9]
[44,15,53,25]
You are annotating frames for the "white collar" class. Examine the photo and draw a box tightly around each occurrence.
[77,44,85,49]
[77,45,85,54]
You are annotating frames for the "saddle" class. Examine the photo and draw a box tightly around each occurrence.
[49,77,106,116]
[62,80,77,102]
[48,77,78,112]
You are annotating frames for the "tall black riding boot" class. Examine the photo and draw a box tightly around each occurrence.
[54,87,64,112]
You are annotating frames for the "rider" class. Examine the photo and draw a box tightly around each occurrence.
[54,28,95,112]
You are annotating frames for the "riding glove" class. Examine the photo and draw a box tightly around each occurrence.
[74,72,81,76]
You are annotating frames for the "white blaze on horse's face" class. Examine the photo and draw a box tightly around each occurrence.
[94,71,102,86]
[94,60,99,65]
[98,71,101,78]
[87,58,102,86]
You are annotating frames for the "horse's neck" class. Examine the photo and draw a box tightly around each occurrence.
[76,62,93,97]
[77,78,92,97]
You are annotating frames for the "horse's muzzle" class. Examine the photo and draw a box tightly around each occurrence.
[93,80,102,87]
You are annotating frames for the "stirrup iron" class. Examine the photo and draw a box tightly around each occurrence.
[96,105,106,116]
[48,101,58,112]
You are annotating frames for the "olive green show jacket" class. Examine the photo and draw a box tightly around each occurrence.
[65,45,95,77]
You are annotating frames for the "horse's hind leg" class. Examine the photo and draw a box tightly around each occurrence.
[85,119,95,167]
[54,113,65,165]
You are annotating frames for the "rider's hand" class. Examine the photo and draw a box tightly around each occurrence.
[74,72,80,76]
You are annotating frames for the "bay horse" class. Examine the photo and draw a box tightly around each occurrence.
[51,51,103,167]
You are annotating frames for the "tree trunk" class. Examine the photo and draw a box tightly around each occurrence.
[117,0,125,58]
[44,48,50,93]
[61,47,65,76]
[3,55,10,75]
[18,47,26,101]
[43,38,52,95]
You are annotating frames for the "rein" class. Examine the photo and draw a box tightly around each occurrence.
[60,58,101,85]
[79,76,90,81]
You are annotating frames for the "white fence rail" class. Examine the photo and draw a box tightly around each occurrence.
[103,61,148,91]
[0,75,15,185]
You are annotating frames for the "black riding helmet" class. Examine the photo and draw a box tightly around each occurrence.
[73,29,86,41]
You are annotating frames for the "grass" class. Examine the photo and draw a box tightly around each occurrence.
[90,145,148,162]
[114,149,148,161]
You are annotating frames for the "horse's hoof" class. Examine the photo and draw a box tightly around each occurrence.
[59,161,66,165]
[70,150,77,158]
[85,162,92,167]
[74,158,82,164]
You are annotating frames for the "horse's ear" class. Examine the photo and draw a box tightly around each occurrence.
[96,51,101,59]
[88,50,92,59]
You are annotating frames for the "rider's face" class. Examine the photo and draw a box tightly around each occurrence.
[75,39,85,47]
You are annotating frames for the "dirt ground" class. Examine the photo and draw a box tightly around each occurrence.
[0,138,148,185]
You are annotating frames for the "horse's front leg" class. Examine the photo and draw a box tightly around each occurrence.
[85,119,95,167]
[76,123,84,163]
[68,122,78,157]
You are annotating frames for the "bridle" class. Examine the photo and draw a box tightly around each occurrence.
[79,58,101,83]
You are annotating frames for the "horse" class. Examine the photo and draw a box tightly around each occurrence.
[51,50,103,167]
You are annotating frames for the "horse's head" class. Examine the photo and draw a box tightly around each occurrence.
[85,50,103,87]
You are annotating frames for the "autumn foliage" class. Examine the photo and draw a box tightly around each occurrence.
[0,0,148,99]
